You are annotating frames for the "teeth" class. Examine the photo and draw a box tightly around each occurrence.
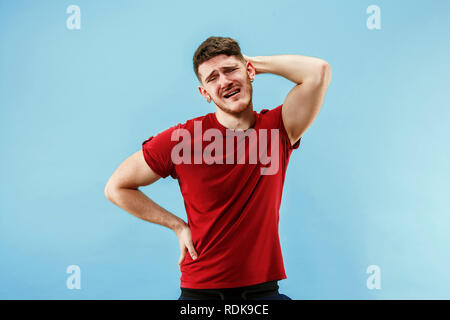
[225,90,239,98]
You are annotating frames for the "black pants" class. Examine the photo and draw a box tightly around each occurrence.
[179,280,287,300]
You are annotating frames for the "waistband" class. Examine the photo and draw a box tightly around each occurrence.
[180,281,279,300]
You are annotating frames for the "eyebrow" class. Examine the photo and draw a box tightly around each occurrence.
[204,65,239,82]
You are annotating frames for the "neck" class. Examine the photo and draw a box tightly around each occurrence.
[215,104,255,131]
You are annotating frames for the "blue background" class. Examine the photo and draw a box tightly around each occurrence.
[1,0,449,299]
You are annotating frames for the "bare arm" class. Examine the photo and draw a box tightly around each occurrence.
[104,150,198,268]
[244,54,331,145]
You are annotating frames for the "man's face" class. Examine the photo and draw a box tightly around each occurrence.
[198,54,255,115]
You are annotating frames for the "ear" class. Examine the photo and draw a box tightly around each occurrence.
[198,86,211,103]
[246,61,256,81]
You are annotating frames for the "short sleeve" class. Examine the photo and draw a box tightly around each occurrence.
[142,125,180,179]
[276,104,301,151]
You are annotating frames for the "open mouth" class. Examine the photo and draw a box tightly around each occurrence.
[224,89,240,99]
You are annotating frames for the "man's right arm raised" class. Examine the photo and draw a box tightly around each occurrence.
[104,150,198,268]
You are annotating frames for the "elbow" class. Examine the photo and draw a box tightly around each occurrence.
[104,180,117,203]
[104,184,113,202]
[307,61,331,87]
[321,62,332,86]
[310,61,331,88]
[104,184,111,200]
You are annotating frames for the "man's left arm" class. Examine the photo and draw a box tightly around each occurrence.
[245,54,332,146]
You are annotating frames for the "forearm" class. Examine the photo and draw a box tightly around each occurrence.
[107,187,186,233]
[249,54,328,85]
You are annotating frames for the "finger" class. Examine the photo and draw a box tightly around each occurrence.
[178,247,186,266]
[186,239,198,260]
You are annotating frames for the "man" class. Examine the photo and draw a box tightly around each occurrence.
[104,36,331,300]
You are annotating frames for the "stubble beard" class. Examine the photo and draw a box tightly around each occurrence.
[215,83,253,116]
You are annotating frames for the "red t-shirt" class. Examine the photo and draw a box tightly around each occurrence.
[142,104,300,289]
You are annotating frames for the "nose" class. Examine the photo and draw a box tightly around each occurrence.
[219,74,233,94]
